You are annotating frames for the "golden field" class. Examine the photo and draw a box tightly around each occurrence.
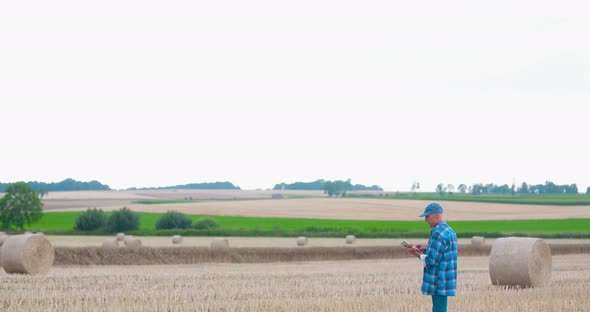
[1,255,589,311]
[42,190,590,221]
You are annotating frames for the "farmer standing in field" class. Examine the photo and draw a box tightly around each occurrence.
[403,202,458,312]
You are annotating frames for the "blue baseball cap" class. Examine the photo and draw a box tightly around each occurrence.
[419,202,443,217]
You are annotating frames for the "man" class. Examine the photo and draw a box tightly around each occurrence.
[403,202,458,312]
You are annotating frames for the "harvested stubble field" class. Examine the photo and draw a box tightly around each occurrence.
[41,190,323,211]
[45,190,590,221]
[1,255,589,311]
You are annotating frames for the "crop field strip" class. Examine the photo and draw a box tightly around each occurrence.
[44,236,590,248]
[44,196,590,221]
[1,255,589,311]
[28,212,590,239]
[49,243,590,266]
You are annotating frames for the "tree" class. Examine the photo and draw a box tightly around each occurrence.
[457,184,467,193]
[324,181,347,197]
[471,184,484,195]
[411,181,420,192]
[446,184,455,194]
[155,210,192,230]
[587,186,590,194]
[435,183,446,195]
[75,208,107,231]
[0,182,43,230]
[106,207,140,233]
[193,217,219,230]
[566,184,578,194]
[517,182,529,194]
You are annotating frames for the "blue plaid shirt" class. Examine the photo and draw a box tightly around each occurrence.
[421,221,458,296]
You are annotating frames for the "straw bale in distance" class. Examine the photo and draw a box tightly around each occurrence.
[471,236,485,246]
[0,233,9,247]
[296,236,308,247]
[123,236,142,249]
[172,235,183,244]
[0,234,54,274]
[345,235,356,244]
[489,237,552,287]
[116,233,125,241]
[210,238,229,249]
[102,239,119,249]
[0,233,7,261]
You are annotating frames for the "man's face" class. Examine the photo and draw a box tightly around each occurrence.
[424,213,440,228]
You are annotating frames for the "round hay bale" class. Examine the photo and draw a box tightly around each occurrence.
[296,236,308,247]
[345,235,356,244]
[102,239,119,249]
[0,234,8,260]
[489,237,552,288]
[0,234,54,274]
[172,235,183,244]
[210,238,229,250]
[123,236,142,249]
[116,233,125,241]
[471,236,485,246]
[0,234,9,247]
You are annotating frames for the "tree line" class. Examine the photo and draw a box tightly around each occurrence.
[0,178,110,193]
[273,179,383,197]
[0,179,241,192]
[127,181,240,190]
[434,181,587,195]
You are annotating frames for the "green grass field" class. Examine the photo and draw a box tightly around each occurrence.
[347,193,590,205]
[23,211,590,238]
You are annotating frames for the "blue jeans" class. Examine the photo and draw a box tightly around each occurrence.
[432,295,447,312]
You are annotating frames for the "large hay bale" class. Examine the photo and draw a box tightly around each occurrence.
[0,234,9,247]
[489,237,552,288]
[345,235,356,244]
[116,233,126,241]
[0,234,54,274]
[172,235,183,244]
[0,234,8,261]
[123,236,142,250]
[471,236,485,246]
[102,239,119,249]
[210,238,229,250]
[296,236,308,247]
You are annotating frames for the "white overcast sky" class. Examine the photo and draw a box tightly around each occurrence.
[1,0,589,191]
